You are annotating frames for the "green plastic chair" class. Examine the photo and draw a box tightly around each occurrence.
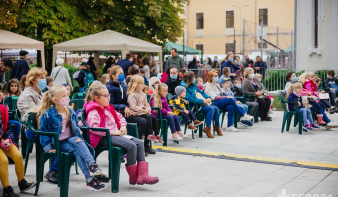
[70,99,85,112]
[83,86,89,94]
[72,93,86,100]
[26,112,78,197]
[81,111,138,193]
[279,91,304,135]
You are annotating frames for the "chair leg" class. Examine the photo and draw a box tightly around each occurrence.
[111,149,122,193]
[298,112,303,135]
[234,112,238,128]
[74,161,79,175]
[281,116,287,133]
[24,144,34,175]
[162,121,168,147]
[221,113,225,128]
[286,114,293,131]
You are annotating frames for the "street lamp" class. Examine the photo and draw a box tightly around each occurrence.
[231,3,250,54]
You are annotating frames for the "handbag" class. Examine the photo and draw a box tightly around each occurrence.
[195,90,211,106]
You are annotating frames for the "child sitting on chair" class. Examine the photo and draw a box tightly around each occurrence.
[169,86,203,130]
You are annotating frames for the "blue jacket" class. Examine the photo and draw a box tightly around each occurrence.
[287,92,303,111]
[11,58,29,80]
[183,82,210,106]
[39,105,94,155]
[106,80,128,112]
[253,61,267,77]
[117,59,133,77]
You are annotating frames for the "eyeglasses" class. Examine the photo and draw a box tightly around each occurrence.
[100,94,110,99]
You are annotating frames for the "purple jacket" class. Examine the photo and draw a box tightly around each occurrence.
[150,97,172,117]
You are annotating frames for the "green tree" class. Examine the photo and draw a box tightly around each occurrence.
[6,0,185,73]
[0,0,21,29]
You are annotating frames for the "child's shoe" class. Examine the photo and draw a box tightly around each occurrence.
[155,135,164,143]
[188,124,197,130]
[304,124,313,130]
[177,131,188,138]
[245,120,253,127]
[172,133,183,140]
[44,171,58,183]
[136,161,159,185]
[125,164,138,185]
[3,186,19,197]
[239,120,249,127]
[241,114,254,121]
[86,177,106,191]
[147,135,159,142]
[95,174,110,183]
[89,162,103,176]
[311,123,320,129]
[193,120,203,126]
[317,114,326,125]
[18,179,36,192]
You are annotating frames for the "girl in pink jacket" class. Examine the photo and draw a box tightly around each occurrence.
[85,84,159,186]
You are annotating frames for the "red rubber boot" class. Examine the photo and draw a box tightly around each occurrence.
[317,114,326,125]
[136,161,159,185]
[125,164,138,185]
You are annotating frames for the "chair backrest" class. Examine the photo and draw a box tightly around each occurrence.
[3,96,19,110]
[166,93,173,101]
[146,94,151,103]
[70,99,85,112]
[279,91,288,112]
[72,93,86,100]
[83,86,89,94]
[26,112,38,131]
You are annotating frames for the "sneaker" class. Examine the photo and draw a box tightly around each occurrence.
[332,122,338,128]
[95,174,110,183]
[245,120,253,127]
[172,133,182,140]
[177,131,188,138]
[145,146,156,154]
[155,135,164,143]
[304,124,313,130]
[147,135,159,142]
[327,122,336,127]
[311,123,320,129]
[239,120,248,127]
[44,171,58,183]
[226,126,239,132]
[241,114,254,121]
[18,179,36,192]
[89,163,103,176]
[3,186,19,197]
[86,177,106,191]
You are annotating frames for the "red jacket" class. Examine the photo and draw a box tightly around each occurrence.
[304,79,317,92]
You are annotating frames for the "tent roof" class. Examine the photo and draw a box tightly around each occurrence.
[165,42,200,54]
[53,30,161,53]
[0,29,44,50]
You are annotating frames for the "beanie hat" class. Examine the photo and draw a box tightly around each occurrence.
[175,86,186,96]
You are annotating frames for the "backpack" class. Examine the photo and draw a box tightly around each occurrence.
[81,70,94,86]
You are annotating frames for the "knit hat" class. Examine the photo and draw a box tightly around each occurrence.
[175,86,186,96]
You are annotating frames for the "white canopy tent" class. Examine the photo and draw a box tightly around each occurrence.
[0,29,45,69]
[53,30,163,71]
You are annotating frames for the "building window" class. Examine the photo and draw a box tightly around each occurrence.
[257,42,267,48]
[196,13,204,29]
[225,43,234,53]
[226,11,234,28]
[314,0,318,48]
[196,44,204,51]
[259,9,268,26]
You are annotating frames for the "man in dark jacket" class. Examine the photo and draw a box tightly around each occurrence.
[165,67,182,96]
[11,50,29,80]
[188,56,197,76]
[242,54,250,68]
[253,56,267,79]
[117,52,134,77]
[87,57,97,80]
[76,62,92,91]
[103,57,114,74]
[0,57,14,86]
[167,48,184,70]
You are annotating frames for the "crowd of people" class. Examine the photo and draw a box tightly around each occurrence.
[0,48,338,196]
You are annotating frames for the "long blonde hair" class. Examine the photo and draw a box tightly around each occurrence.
[305,72,315,79]
[152,83,168,109]
[127,75,144,95]
[287,82,302,99]
[298,72,308,84]
[36,85,70,127]
[86,84,107,103]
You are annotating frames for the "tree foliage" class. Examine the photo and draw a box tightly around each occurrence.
[0,0,21,29]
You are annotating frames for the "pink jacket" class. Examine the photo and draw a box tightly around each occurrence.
[160,72,168,83]
[304,80,318,97]
[150,96,172,117]
[128,90,151,116]
[86,101,127,148]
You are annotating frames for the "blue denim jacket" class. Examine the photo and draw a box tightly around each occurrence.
[39,105,95,155]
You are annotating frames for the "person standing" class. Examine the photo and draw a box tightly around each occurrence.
[188,56,197,76]
[212,56,220,69]
[242,54,250,68]
[11,50,30,81]
[0,58,14,86]
[253,56,267,80]
[103,57,114,74]
[87,57,97,80]
[51,58,73,90]
[167,48,184,70]
[117,52,134,77]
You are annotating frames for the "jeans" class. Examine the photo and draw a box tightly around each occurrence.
[25,129,35,140]
[59,137,95,179]
[233,104,248,123]
[320,99,332,108]
[125,116,149,146]
[199,105,220,128]
[9,120,21,142]
[214,98,244,127]
[162,115,181,133]
[299,108,314,125]
[309,100,331,123]
[246,101,259,116]
[97,136,145,166]
[50,157,58,172]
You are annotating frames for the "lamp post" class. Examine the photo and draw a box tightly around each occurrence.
[231,3,250,54]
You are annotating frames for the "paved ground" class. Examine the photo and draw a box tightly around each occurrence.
[4,111,338,197]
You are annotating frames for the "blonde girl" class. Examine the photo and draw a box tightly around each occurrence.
[4,79,21,97]
[150,83,186,141]
[100,74,109,85]
[196,77,204,90]
[127,76,163,143]
[37,85,107,191]
[85,85,159,185]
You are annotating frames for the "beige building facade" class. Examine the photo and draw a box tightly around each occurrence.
[184,0,294,57]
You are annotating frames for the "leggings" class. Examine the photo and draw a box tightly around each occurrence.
[257,98,271,119]
[178,110,197,125]
[126,116,149,147]
[0,145,24,188]
[162,114,181,133]
[246,102,259,116]
[97,136,145,166]
[298,108,314,125]
[309,100,331,123]
[139,114,159,136]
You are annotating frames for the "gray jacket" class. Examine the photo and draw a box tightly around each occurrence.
[17,86,43,121]
[167,55,184,70]
[242,78,264,101]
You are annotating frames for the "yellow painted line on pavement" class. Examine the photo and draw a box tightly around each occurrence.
[152,146,338,169]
